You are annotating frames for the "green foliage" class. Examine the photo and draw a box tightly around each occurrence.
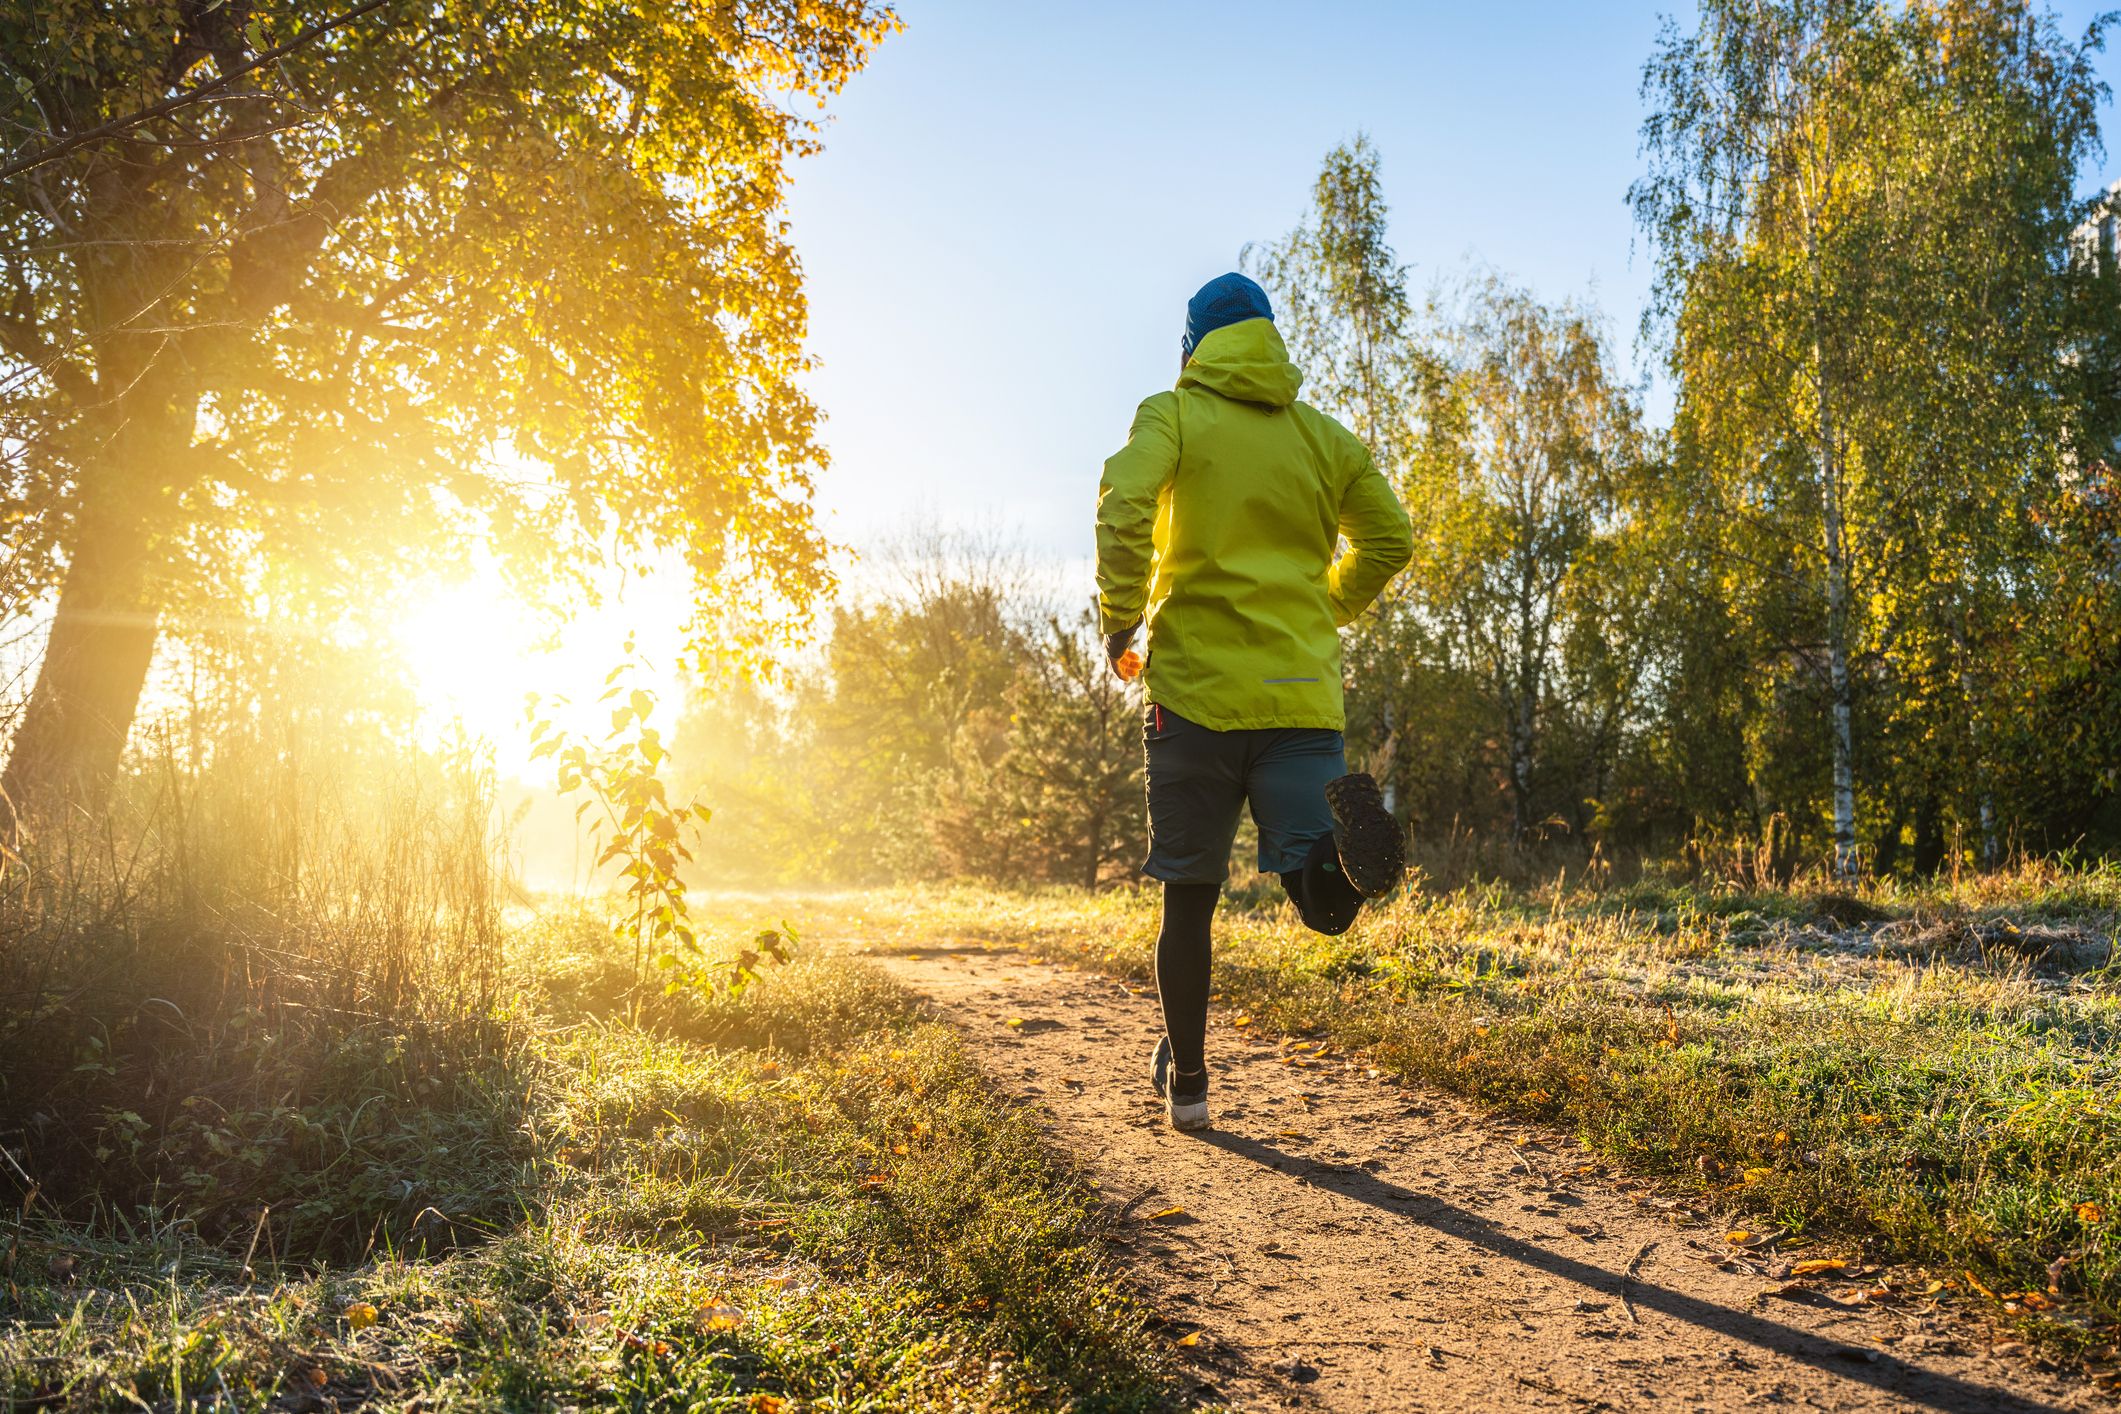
[1243,133,1426,466]
[1631,0,2121,872]
[535,646,792,998]
[674,535,1148,889]
[0,0,896,804]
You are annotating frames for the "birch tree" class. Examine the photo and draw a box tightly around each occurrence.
[1631,0,2107,876]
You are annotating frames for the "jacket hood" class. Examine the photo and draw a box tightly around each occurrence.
[1178,318,1303,408]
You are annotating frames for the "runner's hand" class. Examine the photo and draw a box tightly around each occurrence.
[1105,626,1140,682]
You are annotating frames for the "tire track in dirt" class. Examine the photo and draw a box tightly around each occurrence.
[879,944,2095,1414]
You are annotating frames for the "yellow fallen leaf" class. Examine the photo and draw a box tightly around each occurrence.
[1726,1230,1754,1245]
[1742,1167,1774,1184]
[893,1143,908,1156]
[750,1395,785,1413]
[1176,1331,1202,1347]
[1005,1018,1024,1029]
[1857,1114,1883,1126]
[1964,1269,2000,1301]
[343,1302,378,1331]
[1922,1279,1945,1295]
[1773,1130,1790,1147]
[1525,1089,1551,1104]
[1791,1258,1848,1276]
[1144,1206,1188,1223]
[1233,1015,1253,1028]
[696,1303,745,1332]
[2077,1200,2105,1225]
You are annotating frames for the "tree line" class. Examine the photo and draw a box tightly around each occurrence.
[680,0,2121,887]
[5,1,2119,886]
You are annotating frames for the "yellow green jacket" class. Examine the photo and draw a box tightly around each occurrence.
[1096,318,1414,732]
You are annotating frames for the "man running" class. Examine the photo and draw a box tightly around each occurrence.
[1096,271,1414,1132]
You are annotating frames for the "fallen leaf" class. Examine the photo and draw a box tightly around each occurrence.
[1176,1331,1202,1347]
[2078,1201,2105,1225]
[758,1060,780,1078]
[1964,1270,2000,1301]
[1145,1206,1188,1223]
[343,1302,379,1331]
[1792,1259,1849,1277]
[749,1395,785,1413]
[1857,1114,1883,1127]
[1004,1018,1024,1029]
[697,1304,745,1332]
[1726,1231,1755,1246]
[1233,1015,1253,1028]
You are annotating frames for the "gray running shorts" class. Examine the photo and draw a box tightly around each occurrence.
[1142,702,1346,885]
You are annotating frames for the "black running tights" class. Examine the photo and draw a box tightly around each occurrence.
[1155,881,1220,1078]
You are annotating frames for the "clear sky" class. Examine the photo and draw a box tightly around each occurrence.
[784,0,2121,564]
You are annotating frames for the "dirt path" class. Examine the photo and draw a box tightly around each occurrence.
[879,944,2095,1414]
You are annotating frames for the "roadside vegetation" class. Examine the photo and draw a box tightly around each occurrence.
[0,782,1182,1412]
[810,864,2121,1353]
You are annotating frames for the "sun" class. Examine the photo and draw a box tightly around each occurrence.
[390,567,691,778]
[393,580,540,749]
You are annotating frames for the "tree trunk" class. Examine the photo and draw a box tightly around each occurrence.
[1815,356,1859,880]
[1,401,184,825]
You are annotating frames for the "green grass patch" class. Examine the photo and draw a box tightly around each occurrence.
[2,926,1183,1412]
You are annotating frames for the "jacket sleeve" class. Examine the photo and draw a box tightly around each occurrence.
[1327,453,1414,627]
[1095,394,1179,634]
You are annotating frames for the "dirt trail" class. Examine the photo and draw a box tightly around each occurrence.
[879,945,2094,1414]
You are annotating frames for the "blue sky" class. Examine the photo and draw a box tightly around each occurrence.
[784,0,2121,564]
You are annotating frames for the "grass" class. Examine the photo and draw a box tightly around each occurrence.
[2,913,1186,1411]
[779,862,2121,1355]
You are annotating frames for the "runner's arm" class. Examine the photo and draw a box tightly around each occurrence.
[1095,394,1179,635]
[1327,456,1414,627]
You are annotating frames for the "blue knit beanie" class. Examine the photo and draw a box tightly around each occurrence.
[1181,272,1273,363]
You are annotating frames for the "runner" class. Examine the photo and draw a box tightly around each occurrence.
[1096,270,1415,1132]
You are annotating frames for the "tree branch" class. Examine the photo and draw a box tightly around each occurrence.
[0,0,397,183]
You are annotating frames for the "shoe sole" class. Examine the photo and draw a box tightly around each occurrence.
[1325,772,1405,898]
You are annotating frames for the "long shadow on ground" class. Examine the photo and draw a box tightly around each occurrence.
[1201,1129,2061,1414]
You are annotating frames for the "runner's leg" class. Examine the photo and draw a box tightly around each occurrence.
[1249,726,1364,936]
[1279,836,1364,935]
[1156,881,1220,1078]
[1142,704,1242,1091]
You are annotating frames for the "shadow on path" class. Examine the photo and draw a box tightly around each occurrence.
[1200,1129,2058,1414]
